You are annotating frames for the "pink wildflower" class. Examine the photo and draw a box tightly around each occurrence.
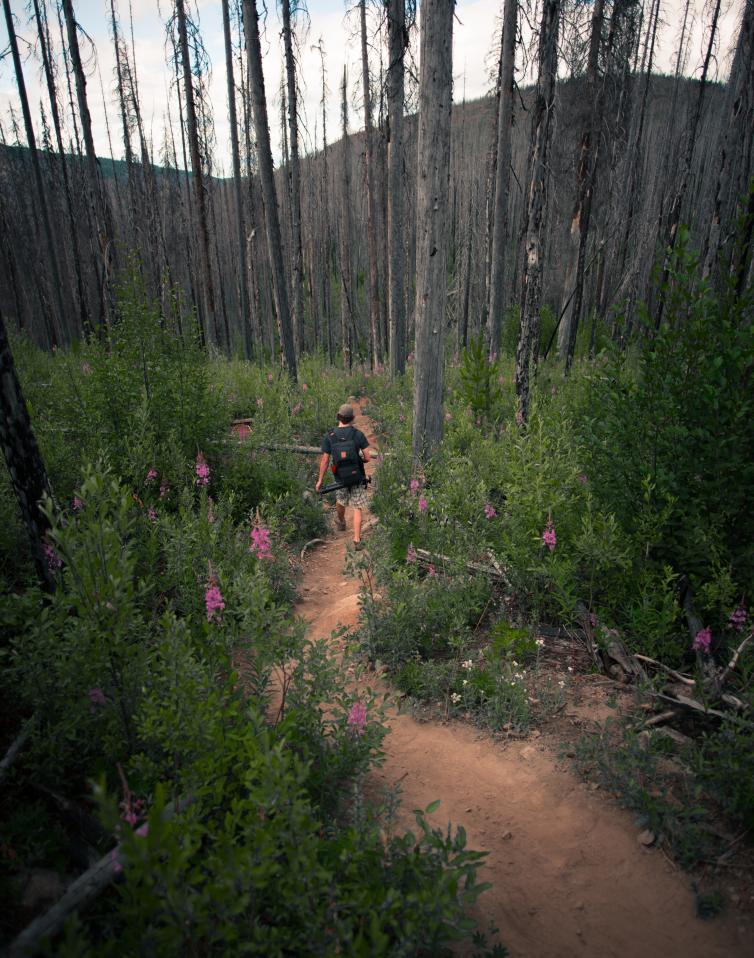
[72,496,84,511]
[399,413,405,423]
[88,687,106,713]
[291,402,302,415]
[484,503,496,520]
[729,605,747,632]
[347,701,367,734]
[445,411,453,422]
[195,452,210,486]
[43,542,62,573]
[205,584,225,622]
[692,627,712,654]
[159,481,169,500]
[475,416,481,426]
[406,352,414,364]
[135,823,149,838]
[427,563,437,577]
[250,526,272,559]
[145,468,158,483]
[120,796,144,827]
[418,496,428,513]
[147,507,157,523]
[577,474,588,484]
[542,520,557,552]
[406,545,417,564]
[110,850,123,875]
[409,478,420,496]
[267,372,274,382]
[302,382,308,391]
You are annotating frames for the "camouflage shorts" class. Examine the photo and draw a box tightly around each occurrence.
[336,482,370,510]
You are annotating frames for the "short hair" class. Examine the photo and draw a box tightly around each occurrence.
[337,412,354,424]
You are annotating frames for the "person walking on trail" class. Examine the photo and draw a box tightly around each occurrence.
[316,403,370,549]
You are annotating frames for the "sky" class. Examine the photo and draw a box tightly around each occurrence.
[0,0,744,174]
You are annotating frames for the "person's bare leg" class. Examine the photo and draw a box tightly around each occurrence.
[336,502,346,531]
[353,507,363,543]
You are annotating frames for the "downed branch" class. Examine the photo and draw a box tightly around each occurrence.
[8,795,192,958]
[0,718,34,787]
[300,538,326,559]
[634,654,696,687]
[412,548,510,585]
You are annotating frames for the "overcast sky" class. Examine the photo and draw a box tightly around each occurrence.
[0,0,743,173]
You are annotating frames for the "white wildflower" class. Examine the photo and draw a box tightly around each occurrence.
[450,692,462,704]
[558,680,565,688]
[462,679,469,686]
[462,659,474,671]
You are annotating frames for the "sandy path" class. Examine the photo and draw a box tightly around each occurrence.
[296,403,750,958]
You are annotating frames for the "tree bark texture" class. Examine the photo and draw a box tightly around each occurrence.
[243,0,298,380]
[281,0,305,356]
[515,0,559,424]
[0,308,55,590]
[360,0,382,367]
[222,0,253,358]
[175,0,220,347]
[487,0,518,359]
[386,0,407,377]
[339,66,354,369]
[412,0,453,461]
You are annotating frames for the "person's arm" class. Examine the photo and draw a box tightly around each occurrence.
[315,452,330,491]
[358,430,371,464]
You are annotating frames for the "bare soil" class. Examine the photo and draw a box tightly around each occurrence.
[296,402,752,958]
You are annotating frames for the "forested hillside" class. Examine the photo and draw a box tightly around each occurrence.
[1,0,753,953]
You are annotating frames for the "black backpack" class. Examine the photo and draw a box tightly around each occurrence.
[329,427,365,487]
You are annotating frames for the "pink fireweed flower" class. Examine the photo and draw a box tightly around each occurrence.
[302,382,308,391]
[347,701,367,734]
[43,542,62,573]
[72,496,84,511]
[135,823,149,838]
[147,507,157,523]
[427,563,437,577]
[195,452,210,486]
[484,503,496,520]
[542,520,557,552]
[159,482,169,500]
[291,402,302,415]
[88,687,106,713]
[205,584,225,622]
[110,849,123,875]
[577,474,588,484]
[250,526,272,559]
[418,496,428,513]
[693,627,712,654]
[409,478,420,496]
[399,413,405,423]
[406,351,414,364]
[120,796,144,827]
[267,372,274,382]
[406,545,417,564]
[729,605,747,632]
[145,468,158,483]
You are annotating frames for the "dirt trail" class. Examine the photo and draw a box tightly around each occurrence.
[296,403,750,958]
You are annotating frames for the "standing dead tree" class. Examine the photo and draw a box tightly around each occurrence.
[243,0,298,379]
[386,0,408,377]
[360,0,382,367]
[412,0,454,461]
[515,0,560,424]
[487,0,518,360]
[339,66,355,369]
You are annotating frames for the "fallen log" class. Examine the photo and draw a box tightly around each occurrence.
[412,547,510,584]
[633,654,696,687]
[8,795,192,958]
[0,718,34,786]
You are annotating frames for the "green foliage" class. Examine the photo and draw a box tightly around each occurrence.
[458,335,504,425]
[696,713,754,829]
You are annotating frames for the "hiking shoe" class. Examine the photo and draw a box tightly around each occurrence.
[336,515,346,532]
[352,540,364,551]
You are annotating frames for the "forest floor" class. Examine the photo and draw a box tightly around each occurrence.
[295,402,751,958]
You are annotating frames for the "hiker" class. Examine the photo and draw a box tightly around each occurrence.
[316,403,370,549]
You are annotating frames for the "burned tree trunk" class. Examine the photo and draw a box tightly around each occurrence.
[487,0,518,359]
[515,0,559,424]
[386,0,408,377]
[360,0,382,367]
[0,309,55,591]
[174,0,220,347]
[412,0,453,461]
[4,0,69,346]
[222,0,253,359]
[339,66,355,369]
[243,0,298,380]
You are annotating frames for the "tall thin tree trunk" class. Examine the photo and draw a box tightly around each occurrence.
[487,0,518,359]
[360,0,382,367]
[339,66,354,369]
[222,0,252,358]
[4,0,69,345]
[0,308,55,591]
[515,0,559,424]
[61,0,117,328]
[174,0,220,347]
[412,0,454,461]
[281,0,306,356]
[243,0,297,380]
[386,0,407,376]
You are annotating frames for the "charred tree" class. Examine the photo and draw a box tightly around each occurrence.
[412,0,453,461]
[243,0,298,379]
[515,0,559,424]
[360,0,382,366]
[339,66,355,369]
[386,0,408,376]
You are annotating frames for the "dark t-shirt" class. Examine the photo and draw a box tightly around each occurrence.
[320,425,369,457]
